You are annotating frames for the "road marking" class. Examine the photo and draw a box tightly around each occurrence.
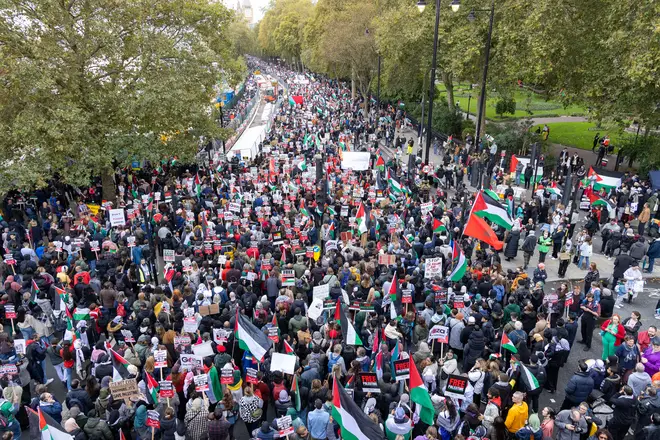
[550,399,555,403]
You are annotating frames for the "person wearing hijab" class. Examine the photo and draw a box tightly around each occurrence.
[184,397,209,440]
[385,406,412,440]
[63,418,87,440]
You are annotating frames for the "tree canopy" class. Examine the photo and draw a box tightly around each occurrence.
[0,0,245,196]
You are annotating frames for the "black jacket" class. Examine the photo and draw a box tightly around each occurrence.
[613,254,635,278]
[66,388,92,414]
[608,393,637,426]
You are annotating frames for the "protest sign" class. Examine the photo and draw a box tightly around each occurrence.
[213,328,228,344]
[163,249,175,262]
[183,317,199,333]
[307,298,324,321]
[221,368,234,385]
[401,289,413,304]
[174,336,191,353]
[445,375,468,399]
[393,359,410,381]
[192,341,214,358]
[146,410,160,429]
[109,209,126,227]
[5,305,16,319]
[359,372,380,393]
[246,368,258,384]
[281,269,295,287]
[153,350,168,368]
[378,254,396,265]
[193,374,209,392]
[428,325,450,343]
[159,380,174,398]
[421,202,433,215]
[313,284,330,300]
[109,379,140,400]
[270,353,296,375]
[277,415,295,437]
[180,354,203,371]
[424,257,443,278]
[13,339,25,355]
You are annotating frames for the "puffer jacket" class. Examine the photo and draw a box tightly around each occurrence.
[448,318,465,350]
[464,329,486,365]
[83,417,113,440]
[564,371,594,404]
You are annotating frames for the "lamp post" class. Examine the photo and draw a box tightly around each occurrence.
[461,0,496,160]
[416,0,460,164]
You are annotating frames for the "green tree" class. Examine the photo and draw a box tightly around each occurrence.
[0,0,243,199]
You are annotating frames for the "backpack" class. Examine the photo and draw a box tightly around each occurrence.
[328,353,340,373]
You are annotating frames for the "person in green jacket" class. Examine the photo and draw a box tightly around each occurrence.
[537,230,552,263]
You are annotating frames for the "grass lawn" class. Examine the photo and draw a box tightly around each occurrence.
[436,83,587,120]
[530,121,633,150]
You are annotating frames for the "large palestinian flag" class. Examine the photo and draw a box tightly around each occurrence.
[108,346,131,381]
[474,190,513,229]
[588,192,615,212]
[519,362,540,392]
[39,407,74,440]
[332,380,385,440]
[584,167,622,191]
[235,311,273,362]
[516,157,544,183]
[355,202,369,235]
[339,303,363,346]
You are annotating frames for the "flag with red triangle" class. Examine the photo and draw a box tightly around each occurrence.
[268,314,280,343]
[283,339,295,355]
[145,372,160,404]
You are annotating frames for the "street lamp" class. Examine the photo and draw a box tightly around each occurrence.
[418,0,456,165]
[455,0,495,189]
[450,0,461,12]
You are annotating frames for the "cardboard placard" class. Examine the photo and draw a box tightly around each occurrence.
[378,254,396,266]
[428,325,449,343]
[159,380,174,398]
[445,374,468,399]
[246,368,259,384]
[198,303,220,316]
[359,372,380,393]
[109,379,140,400]
[393,359,410,381]
[340,231,353,242]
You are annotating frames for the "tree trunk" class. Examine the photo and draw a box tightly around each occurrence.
[351,66,356,101]
[475,85,487,137]
[101,169,116,204]
[442,72,455,110]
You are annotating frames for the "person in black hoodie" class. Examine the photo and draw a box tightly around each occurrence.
[600,364,621,402]
[607,385,637,440]
[463,323,485,372]
[636,386,660,436]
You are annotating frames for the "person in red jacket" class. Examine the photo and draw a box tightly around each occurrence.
[601,314,626,360]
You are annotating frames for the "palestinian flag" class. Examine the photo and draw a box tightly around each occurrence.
[464,213,503,250]
[328,206,337,216]
[145,372,159,404]
[63,311,80,343]
[39,407,74,440]
[108,346,131,380]
[387,273,398,301]
[291,374,302,412]
[194,173,202,197]
[588,192,615,211]
[339,141,347,151]
[326,222,335,240]
[207,365,224,404]
[374,349,384,380]
[332,380,384,440]
[518,362,540,392]
[31,279,40,298]
[235,311,273,362]
[300,200,310,218]
[289,96,296,106]
[55,286,69,312]
[473,191,513,229]
[339,304,363,346]
[501,332,518,354]
[585,167,622,191]
[73,307,90,322]
[387,169,404,194]
[297,159,307,172]
[375,155,385,172]
[409,353,435,426]
[355,202,368,235]
[432,218,447,234]
[449,241,467,282]
[390,342,399,377]
[283,339,296,355]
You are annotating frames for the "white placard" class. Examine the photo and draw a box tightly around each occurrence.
[13,339,26,355]
[192,341,214,358]
[424,257,443,279]
[270,352,297,375]
[109,209,126,227]
[213,329,228,344]
[340,152,371,171]
[307,298,324,321]
[312,284,330,300]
